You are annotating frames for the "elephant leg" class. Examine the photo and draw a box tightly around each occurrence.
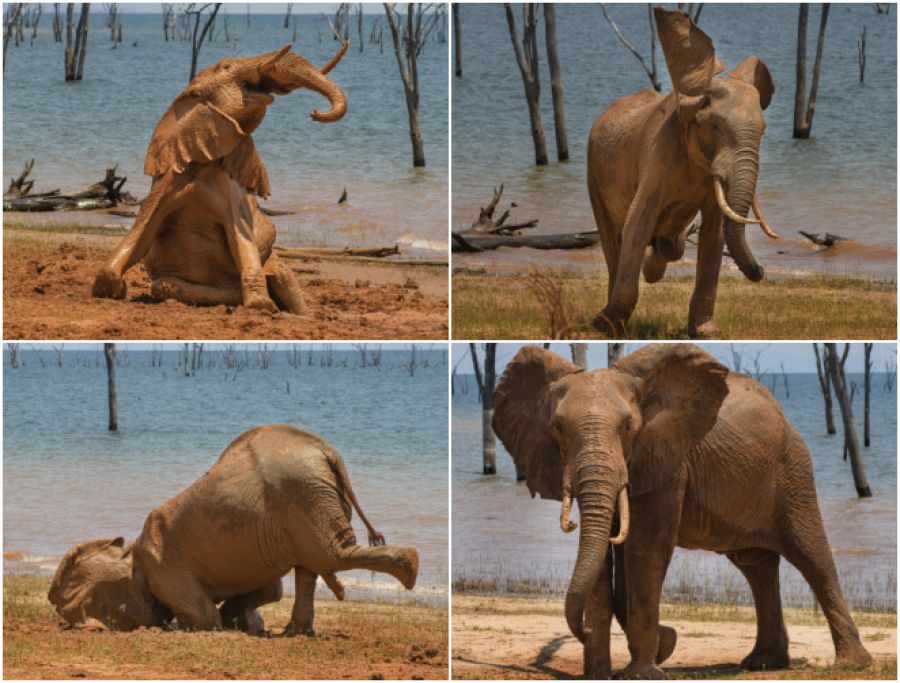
[779,515,872,667]
[264,252,308,315]
[727,549,789,670]
[594,187,661,336]
[583,548,614,679]
[151,276,243,307]
[617,489,683,680]
[219,580,283,635]
[93,172,192,299]
[330,544,418,591]
[152,574,221,631]
[687,202,724,338]
[589,190,620,304]
[285,566,318,636]
[322,572,346,600]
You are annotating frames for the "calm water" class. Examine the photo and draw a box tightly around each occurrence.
[453,370,897,611]
[4,10,448,257]
[453,3,897,279]
[4,345,448,605]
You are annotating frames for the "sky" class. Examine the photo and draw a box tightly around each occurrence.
[453,343,898,376]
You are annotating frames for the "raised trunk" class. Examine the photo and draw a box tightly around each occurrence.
[721,153,764,282]
[296,65,347,122]
[564,452,620,642]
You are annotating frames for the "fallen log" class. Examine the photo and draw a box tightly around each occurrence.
[799,231,849,248]
[3,195,116,212]
[470,184,539,234]
[3,162,139,211]
[259,206,296,217]
[6,159,36,197]
[452,230,600,252]
[277,245,401,258]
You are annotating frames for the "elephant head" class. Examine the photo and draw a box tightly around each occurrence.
[492,344,729,644]
[145,42,349,197]
[655,7,775,281]
[48,537,162,631]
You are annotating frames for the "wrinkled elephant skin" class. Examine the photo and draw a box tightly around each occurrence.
[492,344,872,679]
[49,425,418,635]
[91,43,349,315]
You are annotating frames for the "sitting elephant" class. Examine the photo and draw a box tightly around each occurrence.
[492,344,872,679]
[92,43,349,314]
[588,8,779,338]
[48,425,418,634]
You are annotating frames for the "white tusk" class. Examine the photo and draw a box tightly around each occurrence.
[560,492,577,533]
[610,487,629,545]
[752,193,779,239]
[714,177,761,225]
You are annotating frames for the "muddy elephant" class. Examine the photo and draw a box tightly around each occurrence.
[49,425,418,634]
[492,345,872,679]
[588,8,779,338]
[92,43,349,314]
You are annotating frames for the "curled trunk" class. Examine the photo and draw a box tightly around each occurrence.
[720,153,764,282]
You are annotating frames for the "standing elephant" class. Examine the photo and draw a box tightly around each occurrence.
[588,8,778,338]
[92,43,349,314]
[492,345,872,679]
[49,425,418,634]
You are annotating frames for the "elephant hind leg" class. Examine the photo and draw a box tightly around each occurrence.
[264,253,308,315]
[285,567,318,636]
[331,545,419,591]
[151,276,243,307]
[727,548,789,670]
[219,580,283,635]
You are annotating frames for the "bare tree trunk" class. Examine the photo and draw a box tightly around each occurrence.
[812,343,837,434]
[570,343,587,369]
[608,343,624,366]
[284,2,292,29]
[357,3,363,51]
[543,4,568,162]
[74,3,89,81]
[452,3,461,77]
[793,3,830,139]
[384,3,427,167]
[858,24,866,83]
[3,3,25,73]
[824,343,872,498]
[64,4,90,81]
[600,3,661,92]
[104,343,117,432]
[505,3,548,165]
[188,3,221,82]
[864,342,872,447]
[470,343,498,475]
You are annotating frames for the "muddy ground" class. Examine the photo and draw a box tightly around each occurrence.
[452,595,896,680]
[4,229,447,340]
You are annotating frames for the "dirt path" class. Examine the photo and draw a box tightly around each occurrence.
[452,596,896,680]
[4,229,447,340]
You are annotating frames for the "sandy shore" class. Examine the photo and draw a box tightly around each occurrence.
[4,228,447,340]
[452,595,896,680]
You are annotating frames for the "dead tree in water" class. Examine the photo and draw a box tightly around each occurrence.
[570,343,587,369]
[793,4,830,138]
[858,24,866,83]
[64,3,90,82]
[3,4,25,73]
[104,343,117,432]
[505,3,548,165]
[608,343,624,366]
[470,343,498,475]
[355,3,363,51]
[185,3,221,82]
[284,2,293,29]
[452,3,461,76]
[600,3,661,92]
[824,343,872,498]
[162,3,174,40]
[812,343,837,434]
[543,4,568,161]
[863,342,872,447]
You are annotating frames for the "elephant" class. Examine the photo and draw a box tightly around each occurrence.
[48,424,419,634]
[91,43,349,314]
[588,8,779,338]
[492,344,873,679]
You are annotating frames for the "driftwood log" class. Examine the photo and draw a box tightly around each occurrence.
[3,162,139,212]
[276,245,401,258]
[800,231,848,248]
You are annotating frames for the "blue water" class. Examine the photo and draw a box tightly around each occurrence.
[452,364,897,611]
[452,3,897,278]
[3,345,448,604]
[4,9,448,255]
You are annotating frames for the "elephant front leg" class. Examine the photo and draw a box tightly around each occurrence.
[285,566,318,636]
[687,202,724,338]
[583,549,614,679]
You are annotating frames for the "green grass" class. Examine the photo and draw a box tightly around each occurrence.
[452,270,896,340]
[4,219,129,237]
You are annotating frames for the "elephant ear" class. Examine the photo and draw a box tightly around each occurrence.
[730,55,775,110]
[614,345,729,495]
[492,346,582,502]
[654,7,716,123]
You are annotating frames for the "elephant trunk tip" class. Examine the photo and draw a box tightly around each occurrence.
[741,263,765,281]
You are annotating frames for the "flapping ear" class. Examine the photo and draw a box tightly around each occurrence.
[730,55,775,110]
[614,345,729,494]
[492,346,581,502]
[654,7,716,123]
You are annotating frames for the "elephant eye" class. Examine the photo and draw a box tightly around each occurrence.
[223,63,231,70]
[622,416,633,434]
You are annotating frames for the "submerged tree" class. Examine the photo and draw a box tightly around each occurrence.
[505,3,548,165]
[600,3,661,92]
[793,3,830,139]
[3,4,25,74]
[812,343,837,434]
[64,3,91,82]
[470,343,498,475]
[185,3,221,82]
[570,343,587,369]
[452,2,461,77]
[104,343,117,432]
[543,4,568,161]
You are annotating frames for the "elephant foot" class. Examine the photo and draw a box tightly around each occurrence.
[265,254,308,316]
[591,311,627,338]
[219,607,265,635]
[656,625,677,665]
[389,547,419,590]
[740,648,790,671]
[613,663,665,680]
[92,267,127,300]
[282,621,316,637]
[833,644,873,669]
[243,291,279,313]
[687,320,722,339]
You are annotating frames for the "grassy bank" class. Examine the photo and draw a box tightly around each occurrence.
[452,270,896,339]
[4,575,448,680]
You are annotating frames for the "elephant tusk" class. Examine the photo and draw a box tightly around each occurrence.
[560,492,577,533]
[609,487,629,545]
[752,193,779,239]
[319,40,350,75]
[714,177,761,225]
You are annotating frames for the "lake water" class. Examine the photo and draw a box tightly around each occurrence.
[4,345,448,606]
[3,9,448,257]
[453,370,897,611]
[452,3,897,279]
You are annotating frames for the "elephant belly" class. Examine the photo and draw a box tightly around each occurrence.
[144,218,240,286]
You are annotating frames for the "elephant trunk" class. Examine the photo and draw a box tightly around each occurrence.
[266,49,348,123]
[296,64,348,123]
[564,450,623,643]
[718,148,764,282]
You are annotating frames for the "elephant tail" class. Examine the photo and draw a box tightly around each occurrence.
[324,448,386,548]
